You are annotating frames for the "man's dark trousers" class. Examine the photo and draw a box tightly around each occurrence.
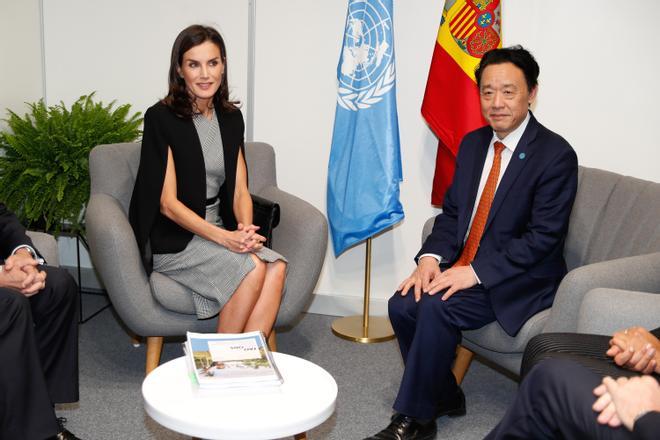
[0,266,79,440]
[485,358,658,439]
[389,286,497,419]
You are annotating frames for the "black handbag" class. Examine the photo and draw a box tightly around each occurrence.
[251,194,280,248]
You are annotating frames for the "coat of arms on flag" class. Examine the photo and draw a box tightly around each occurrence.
[447,0,501,57]
[422,0,502,205]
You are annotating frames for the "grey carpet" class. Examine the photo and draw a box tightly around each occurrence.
[56,294,517,439]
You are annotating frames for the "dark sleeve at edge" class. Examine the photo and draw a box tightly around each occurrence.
[0,203,34,260]
[128,106,168,274]
[633,411,660,440]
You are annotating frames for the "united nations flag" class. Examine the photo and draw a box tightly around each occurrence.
[327,0,404,256]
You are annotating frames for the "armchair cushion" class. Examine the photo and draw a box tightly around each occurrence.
[545,252,660,333]
[564,167,660,270]
[463,309,550,354]
[577,288,660,335]
[149,272,196,315]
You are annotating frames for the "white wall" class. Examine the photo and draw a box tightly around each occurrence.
[41,0,249,112]
[504,1,659,182]
[2,0,659,316]
[0,0,43,131]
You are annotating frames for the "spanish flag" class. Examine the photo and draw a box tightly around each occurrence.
[422,0,502,205]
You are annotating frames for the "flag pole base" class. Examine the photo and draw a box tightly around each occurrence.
[331,315,395,343]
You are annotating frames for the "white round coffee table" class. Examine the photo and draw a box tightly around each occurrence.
[142,352,337,439]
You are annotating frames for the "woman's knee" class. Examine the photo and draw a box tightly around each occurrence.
[267,260,286,281]
[248,254,267,278]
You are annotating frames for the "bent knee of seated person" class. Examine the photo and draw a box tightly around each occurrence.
[42,266,78,302]
[388,288,418,319]
[0,288,31,318]
[267,260,287,277]
[414,292,464,325]
[248,253,266,268]
[247,254,267,278]
[526,358,598,396]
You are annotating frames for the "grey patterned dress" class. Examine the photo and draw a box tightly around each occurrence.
[152,113,286,319]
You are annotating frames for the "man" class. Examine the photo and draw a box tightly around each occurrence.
[0,203,82,439]
[487,326,660,439]
[365,46,578,440]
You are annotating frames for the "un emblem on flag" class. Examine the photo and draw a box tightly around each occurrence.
[337,0,396,111]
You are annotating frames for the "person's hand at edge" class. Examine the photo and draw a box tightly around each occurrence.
[607,327,660,374]
[427,266,477,301]
[594,375,660,431]
[398,256,441,302]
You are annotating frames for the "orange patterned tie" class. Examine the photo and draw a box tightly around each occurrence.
[453,141,506,267]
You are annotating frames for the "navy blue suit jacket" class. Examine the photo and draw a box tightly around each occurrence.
[418,114,578,336]
[0,203,36,264]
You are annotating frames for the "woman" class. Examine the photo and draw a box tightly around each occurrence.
[129,25,286,337]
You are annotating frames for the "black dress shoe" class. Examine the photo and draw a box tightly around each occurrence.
[363,413,437,440]
[437,386,466,417]
[52,417,83,440]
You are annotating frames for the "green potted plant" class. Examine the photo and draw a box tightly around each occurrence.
[0,93,142,235]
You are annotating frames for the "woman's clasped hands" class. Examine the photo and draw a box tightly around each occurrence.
[222,223,266,253]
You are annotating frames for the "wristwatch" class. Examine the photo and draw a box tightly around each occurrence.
[13,245,45,265]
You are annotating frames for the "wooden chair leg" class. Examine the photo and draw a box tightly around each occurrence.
[130,334,142,347]
[452,345,474,385]
[145,336,164,376]
[293,433,307,440]
[267,330,277,352]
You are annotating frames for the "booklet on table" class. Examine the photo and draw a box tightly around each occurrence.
[183,331,283,389]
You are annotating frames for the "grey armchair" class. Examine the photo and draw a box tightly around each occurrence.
[422,166,660,380]
[576,288,660,336]
[85,142,327,374]
[27,231,59,266]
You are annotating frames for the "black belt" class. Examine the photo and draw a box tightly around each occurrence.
[206,195,219,206]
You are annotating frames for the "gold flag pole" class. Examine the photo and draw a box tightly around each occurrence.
[331,237,396,343]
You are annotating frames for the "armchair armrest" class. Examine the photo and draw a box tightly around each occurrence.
[251,193,280,248]
[421,216,434,244]
[26,231,59,266]
[245,142,277,193]
[86,194,166,335]
[256,185,328,326]
[577,288,660,335]
[86,194,222,336]
[545,251,660,332]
